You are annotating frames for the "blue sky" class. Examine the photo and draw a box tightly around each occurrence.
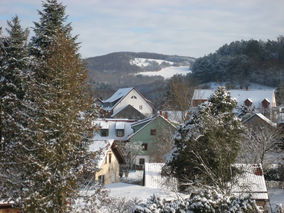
[1,0,284,58]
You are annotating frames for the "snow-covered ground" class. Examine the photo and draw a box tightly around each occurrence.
[105,182,188,202]
[121,170,144,184]
[268,188,284,212]
[136,66,191,79]
[130,58,174,67]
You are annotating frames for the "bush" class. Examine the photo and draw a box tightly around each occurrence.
[133,188,259,213]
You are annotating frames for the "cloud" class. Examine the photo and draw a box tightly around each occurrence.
[1,0,284,58]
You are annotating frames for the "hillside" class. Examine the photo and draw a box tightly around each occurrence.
[86,52,195,102]
[192,37,284,88]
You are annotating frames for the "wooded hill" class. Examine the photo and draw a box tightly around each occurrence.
[192,37,284,88]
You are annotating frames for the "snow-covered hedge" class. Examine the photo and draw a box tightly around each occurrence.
[133,189,259,213]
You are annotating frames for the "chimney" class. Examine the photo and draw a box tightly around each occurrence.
[254,165,263,176]
[246,86,249,91]
[164,112,168,120]
[159,110,162,116]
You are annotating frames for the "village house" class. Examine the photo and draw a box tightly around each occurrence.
[93,119,135,141]
[127,115,177,166]
[88,140,124,185]
[233,164,269,211]
[243,112,277,129]
[143,163,269,211]
[101,87,155,119]
[191,89,276,119]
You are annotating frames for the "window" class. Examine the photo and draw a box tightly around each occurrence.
[139,158,145,165]
[98,175,105,185]
[139,105,143,110]
[100,129,109,137]
[142,143,148,151]
[150,129,156,135]
[116,129,125,137]
[109,153,112,163]
[131,95,137,99]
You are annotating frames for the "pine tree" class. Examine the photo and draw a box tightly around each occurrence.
[166,87,243,191]
[16,0,98,211]
[23,32,97,212]
[30,0,76,59]
[0,16,30,204]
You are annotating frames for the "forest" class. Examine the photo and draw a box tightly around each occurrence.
[192,37,284,88]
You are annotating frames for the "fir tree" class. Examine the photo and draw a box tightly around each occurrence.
[0,16,30,204]
[166,87,243,191]
[30,0,76,59]
[24,32,97,212]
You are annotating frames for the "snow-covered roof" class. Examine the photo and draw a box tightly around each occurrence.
[233,164,268,200]
[160,110,185,124]
[144,163,177,190]
[128,115,175,140]
[115,122,125,129]
[192,89,276,108]
[243,113,277,127]
[103,88,133,103]
[88,139,114,168]
[94,119,135,140]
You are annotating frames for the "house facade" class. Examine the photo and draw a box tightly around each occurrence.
[128,115,177,166]
[102,88,154,118]
[89,140,124,185]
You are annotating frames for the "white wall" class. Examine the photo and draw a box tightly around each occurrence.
[113,89,153,117]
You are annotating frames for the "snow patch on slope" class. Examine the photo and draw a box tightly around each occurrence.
[136,66,191,79]
[130,57,174,67]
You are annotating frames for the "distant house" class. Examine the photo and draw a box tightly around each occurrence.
[128,115,177,166]
[102,87,154,119]
[233,164,269,210]
[192,89,276,117]
[243,113,277,129]
[89,140,124,185]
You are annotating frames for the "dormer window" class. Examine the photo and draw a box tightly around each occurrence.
[244,98,252,107]
[262,99,270,109]
[131,95,137,99]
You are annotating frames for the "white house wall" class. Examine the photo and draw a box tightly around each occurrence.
[113,90,153,117]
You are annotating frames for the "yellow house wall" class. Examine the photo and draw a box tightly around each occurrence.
[95,150,120,185]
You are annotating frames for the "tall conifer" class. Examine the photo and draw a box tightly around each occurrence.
[0,16,30,205]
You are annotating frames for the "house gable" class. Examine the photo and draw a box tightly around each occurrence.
[111,104,146,120]
[113,89,154,117]
[129,116,176,155]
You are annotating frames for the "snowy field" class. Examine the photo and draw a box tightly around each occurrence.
[130,58,174,67]
[105,182,188,202]
[136,66,191,79]
[268,188,284,212]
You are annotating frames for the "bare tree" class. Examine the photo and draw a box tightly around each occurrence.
[117,141,143,176]
[166,76,198,123]
[238,126,280,165]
